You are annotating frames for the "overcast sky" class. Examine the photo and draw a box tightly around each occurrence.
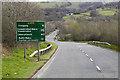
[29,0,119,2]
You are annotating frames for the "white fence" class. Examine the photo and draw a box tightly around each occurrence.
[29,44,52,57]
[93,41,111,45]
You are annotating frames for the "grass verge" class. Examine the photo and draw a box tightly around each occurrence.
[2,42,57,78]
[75,41,120,51]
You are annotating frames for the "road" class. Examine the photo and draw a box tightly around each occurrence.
[32,30,118,78]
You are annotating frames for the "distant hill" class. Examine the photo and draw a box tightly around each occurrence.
[39,2,118,21]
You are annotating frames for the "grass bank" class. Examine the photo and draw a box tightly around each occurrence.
[75,41,119,51]
[2,42,57,78]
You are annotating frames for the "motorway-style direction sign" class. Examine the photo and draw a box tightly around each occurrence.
[16,21,45,42]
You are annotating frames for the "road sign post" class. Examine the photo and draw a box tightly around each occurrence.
[24,42,26,58]
[38,42,40,61]
[16,21,45,61]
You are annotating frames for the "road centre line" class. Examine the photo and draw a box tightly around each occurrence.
[96,66,101,71]
[79,47,102,73]
[85,54,88,57]
[82,51,85,53]
[90,58,93,62]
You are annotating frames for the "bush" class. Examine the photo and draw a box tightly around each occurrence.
[2,2,44,48]
[59,15,118,45]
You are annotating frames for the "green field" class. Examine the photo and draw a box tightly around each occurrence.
[37,2,57,8]
[2,42,57,78]
[96,8,117,16]
[37,2,81,9]
[63,13,91,20]
[63,14,84,19]
[66,2,80,9]
[81,12,90,16]
[63,8,117,20]
[37,2,67,8]
[98,11,116,15]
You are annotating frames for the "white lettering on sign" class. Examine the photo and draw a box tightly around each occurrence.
[18,34,32,36]
[18,25,28,27]
[41,33,45,36]
[19,37,24,39]
[32,28,38,30]
[25,37,31,39]
[19,37,31,39]
[18,31,31,32]
[41,38,44,40]
[18,28,31,30]
[41,29,44,32]
[42,24,44,27]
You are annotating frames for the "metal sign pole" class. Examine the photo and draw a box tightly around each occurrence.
[38,42,40,61]
[24,42,26,58]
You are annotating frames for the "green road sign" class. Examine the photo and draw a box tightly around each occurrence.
[16,21,45,42]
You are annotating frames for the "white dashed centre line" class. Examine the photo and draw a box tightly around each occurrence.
[85,54,88,57]
[79,47,102,72]
[82,51,85,53]
[96,66,101,71]
[90,58,93,62]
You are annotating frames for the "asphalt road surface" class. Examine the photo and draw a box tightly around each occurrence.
[32,30,118,78]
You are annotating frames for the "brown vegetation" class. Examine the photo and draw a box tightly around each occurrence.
[59,15,118,45]
[2,2,44,48]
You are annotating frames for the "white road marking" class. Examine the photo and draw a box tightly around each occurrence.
[37,75,40,78]
[96,66,101,71]
[88,45,93,47]
[51,57,55,62]
[82,51,85,53]
[90,58,93,62]
[85,54,88,57]
[43,67,48,72]
[43,57,55,73]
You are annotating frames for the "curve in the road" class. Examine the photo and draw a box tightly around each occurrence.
[32,30,118,78]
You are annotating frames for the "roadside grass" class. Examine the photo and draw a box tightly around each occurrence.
[2,42,57,78]
[0,55,1,80]
[75,41,119,51]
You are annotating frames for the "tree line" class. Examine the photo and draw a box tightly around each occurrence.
[2,2,44,48]
[58,14,118,45]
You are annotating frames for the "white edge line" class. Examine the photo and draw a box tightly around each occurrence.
[43,57,55,72]
[43,67,48,72]
[32,50,57,78]
[37,75,40,78]
[51,57,55,62]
